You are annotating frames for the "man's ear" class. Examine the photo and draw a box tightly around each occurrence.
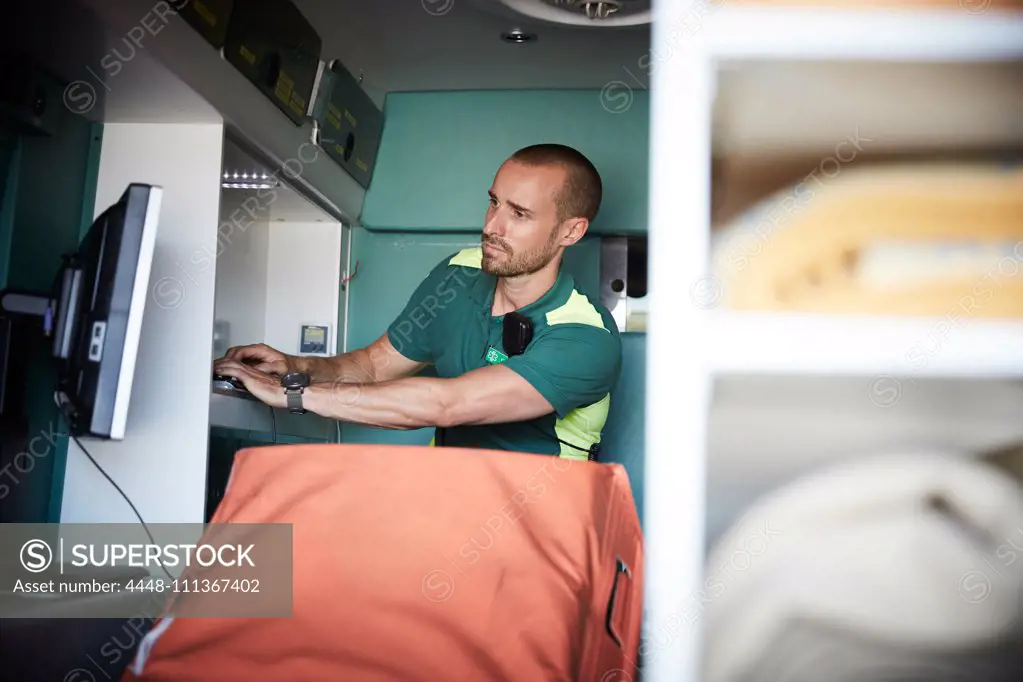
[560,217,590,246]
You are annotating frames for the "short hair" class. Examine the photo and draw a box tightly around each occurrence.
[509,143,602,222]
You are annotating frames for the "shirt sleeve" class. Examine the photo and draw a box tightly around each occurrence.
[503,324,622,418]
[385,256,454,363]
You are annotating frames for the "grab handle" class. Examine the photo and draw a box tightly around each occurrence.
[605,556,631,648]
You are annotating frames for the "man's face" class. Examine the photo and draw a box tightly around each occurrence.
[481,159,568,277]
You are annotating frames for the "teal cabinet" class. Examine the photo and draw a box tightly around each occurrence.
[360,90,649,235]
[0,134,20,289]
[0,113,102,523]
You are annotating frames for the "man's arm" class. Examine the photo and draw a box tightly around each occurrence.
[301,323,621,430]
[221,324,619,430]
[293,333,428,384]
[219,333,426,385]
[301,364,555,430]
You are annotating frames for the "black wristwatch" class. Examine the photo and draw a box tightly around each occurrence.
[281,372,310,414]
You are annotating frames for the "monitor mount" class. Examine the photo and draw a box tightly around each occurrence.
[0,182,162,442]
[0,255,84,415]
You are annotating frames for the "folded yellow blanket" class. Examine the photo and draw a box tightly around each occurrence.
[710,161,1023,317]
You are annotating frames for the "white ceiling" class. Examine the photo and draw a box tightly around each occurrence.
[21,0,1023,158]
[290,0,1023,156]
[16,0,650,129]
[292,0,652,105]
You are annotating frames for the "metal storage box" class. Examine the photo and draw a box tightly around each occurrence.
[223,0,321,125]
[316,60,384,188]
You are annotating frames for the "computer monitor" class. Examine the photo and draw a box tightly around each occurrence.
[0,183,162,440]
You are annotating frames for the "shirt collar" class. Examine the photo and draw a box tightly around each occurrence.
[470,264,573,321]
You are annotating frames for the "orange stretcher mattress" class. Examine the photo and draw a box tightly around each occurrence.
[121,444,644,682]
[711,161,1023,317]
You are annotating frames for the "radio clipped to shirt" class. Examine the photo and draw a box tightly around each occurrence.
[437,312,602,462]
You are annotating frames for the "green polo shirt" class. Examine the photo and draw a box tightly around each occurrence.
[386,247,622,459]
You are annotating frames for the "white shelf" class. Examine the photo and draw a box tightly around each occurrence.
[708,312,1023,378]
[706,373,1023,543]
[648,5,1023,682]
[702,6,1023,62]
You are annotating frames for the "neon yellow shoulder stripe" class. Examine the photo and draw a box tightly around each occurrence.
[555,393,610,460]
[546,289,606,329]
[448,247,483,269]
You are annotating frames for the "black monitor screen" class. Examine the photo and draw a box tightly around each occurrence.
[58,184,161,440]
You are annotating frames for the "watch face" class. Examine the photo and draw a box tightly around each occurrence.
[281,372,310,389]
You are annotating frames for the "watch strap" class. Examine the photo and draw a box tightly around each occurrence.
[286,389,305,413]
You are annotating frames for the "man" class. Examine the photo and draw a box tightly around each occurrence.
[213,143,622,459]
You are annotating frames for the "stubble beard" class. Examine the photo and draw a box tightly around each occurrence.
[481,229,560,278]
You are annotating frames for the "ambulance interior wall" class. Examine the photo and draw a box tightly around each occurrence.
[0,113,103,525]
[341,89,651,524]
[359,89,650,236]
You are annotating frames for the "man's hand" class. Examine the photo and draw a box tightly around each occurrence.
[217,343,295,376]
[213,358,287,409]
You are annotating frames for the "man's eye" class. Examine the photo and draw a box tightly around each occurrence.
[514,210,525,219]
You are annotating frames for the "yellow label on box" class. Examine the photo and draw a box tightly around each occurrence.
[344,109,357,128]
[275,72,293,103]
[275,82,291,104]
[356,159,368,172]
[193,0,216,26]
[325,104,342,129]
[239,45,256,65]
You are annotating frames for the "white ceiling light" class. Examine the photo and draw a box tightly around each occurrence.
[221,170,280,190]
[468,0,651,27]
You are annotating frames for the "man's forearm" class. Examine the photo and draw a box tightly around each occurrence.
[303,377,449,430]
[292,349,375,384]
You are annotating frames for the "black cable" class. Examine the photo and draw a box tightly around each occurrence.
[556,436,601,461]
[53,393,174,582]
[269,405,276,444]
[542,424,601,461]
[46,261,174,583]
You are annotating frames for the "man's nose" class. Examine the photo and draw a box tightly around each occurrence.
[483,212,504,237]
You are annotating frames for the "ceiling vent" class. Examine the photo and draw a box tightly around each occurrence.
[469,0,651,27]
